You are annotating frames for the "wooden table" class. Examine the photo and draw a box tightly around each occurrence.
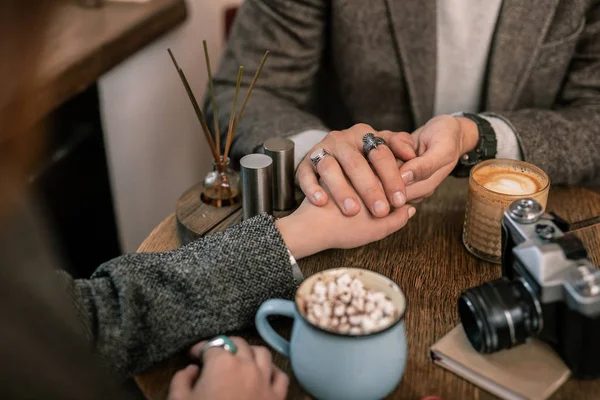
[0,0,187,128]
[135,178,600,400]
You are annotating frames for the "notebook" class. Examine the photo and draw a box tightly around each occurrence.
[430,325,571,400]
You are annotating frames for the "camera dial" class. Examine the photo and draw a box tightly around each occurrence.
[576,266,600,297]
[508,198,544,224]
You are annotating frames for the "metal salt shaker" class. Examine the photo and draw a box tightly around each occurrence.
[263,138,295,211]
[240,154,273,220]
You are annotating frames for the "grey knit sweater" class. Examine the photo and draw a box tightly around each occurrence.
[0,201,298,399]
[67,214,298,379]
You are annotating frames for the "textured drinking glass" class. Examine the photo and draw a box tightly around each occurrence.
[463,159,550,264]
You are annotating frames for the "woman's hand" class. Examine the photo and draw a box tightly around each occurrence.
[295,123,416,217]
[276,186,416,259]
[168,337,288,400]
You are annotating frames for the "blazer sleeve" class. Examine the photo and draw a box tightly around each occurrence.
[207,0,330,162]
[61,214,298,380]
[494,2,600,185]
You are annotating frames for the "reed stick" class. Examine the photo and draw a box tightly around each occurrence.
[203,40,221,160]
[223,66,244,161]
[167,48,218,162]
[224,50,270,161]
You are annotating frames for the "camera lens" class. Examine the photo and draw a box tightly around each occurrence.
[458,278,542,353]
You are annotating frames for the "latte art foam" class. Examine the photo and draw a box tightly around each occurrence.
[473,167,544,196]
[482,174,539,195]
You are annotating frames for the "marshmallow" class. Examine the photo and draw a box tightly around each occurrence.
[334,303,346,317]
[300,271,398,335]
[349,326,362,335]
[349,315,363,326]
[337,273,352,287]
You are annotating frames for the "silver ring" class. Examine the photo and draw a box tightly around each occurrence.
[199,335,237,361]
[310,147,333,170]
[362,133,387,158]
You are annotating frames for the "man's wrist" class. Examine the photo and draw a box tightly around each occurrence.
[455,116,480,155]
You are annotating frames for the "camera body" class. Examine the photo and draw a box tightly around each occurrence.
[459,199,600,378]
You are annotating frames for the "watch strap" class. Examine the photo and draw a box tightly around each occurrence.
[451,113,497,178]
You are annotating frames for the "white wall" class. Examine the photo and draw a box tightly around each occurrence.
[99,0,242,253]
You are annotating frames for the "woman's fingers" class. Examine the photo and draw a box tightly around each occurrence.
[271,366,290,400]
[168,365,200,400]
[251,346,273,381]
[188,336,253,364]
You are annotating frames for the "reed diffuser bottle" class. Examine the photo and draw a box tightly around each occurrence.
[201,157,241,207]
[168,40,269,208]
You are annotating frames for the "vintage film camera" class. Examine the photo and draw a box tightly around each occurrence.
[458,198,600,378]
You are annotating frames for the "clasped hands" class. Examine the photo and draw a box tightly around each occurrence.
[275,115,479,259]
[297,115,479,215]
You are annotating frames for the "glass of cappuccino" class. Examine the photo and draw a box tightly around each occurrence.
[463,159,550,263]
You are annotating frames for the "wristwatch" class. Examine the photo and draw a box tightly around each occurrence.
[451,112,497,178]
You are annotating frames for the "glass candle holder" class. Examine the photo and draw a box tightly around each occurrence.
[201,157,241,207]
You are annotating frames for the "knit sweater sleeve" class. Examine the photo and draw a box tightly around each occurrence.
[59,214,297,380]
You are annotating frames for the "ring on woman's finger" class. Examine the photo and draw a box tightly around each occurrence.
[310,147,334,170]
[362,133,388,158]
[198,335,237,361]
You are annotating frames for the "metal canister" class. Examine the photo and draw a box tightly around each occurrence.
[240,154,273,220]
[263,138,295,211]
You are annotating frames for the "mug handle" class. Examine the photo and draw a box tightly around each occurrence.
[255,299,296,357]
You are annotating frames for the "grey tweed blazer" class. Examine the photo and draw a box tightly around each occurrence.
[208,0,600,185]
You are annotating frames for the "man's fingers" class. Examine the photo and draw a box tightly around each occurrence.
[405,168,448,201]
[296,161,328,206]
[399,145,451,184]
[251,346,273,381]
[387,134,417,161]
[409,197,426,204]
[168,365,200,400]
[366,144,407,208]
[336,142,390,217]
[376,130,416,161]
[271,366,290,400]
[316,153,361,216]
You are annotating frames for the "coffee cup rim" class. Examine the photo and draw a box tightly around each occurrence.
[294,268,406,338]
[469,158,550,197]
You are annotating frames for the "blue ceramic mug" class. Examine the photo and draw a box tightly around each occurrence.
[255,268,408,400]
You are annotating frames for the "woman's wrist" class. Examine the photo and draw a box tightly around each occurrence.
[275,214,325,260]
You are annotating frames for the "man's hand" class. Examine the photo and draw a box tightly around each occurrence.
[296,123,416,217]
[168,337,289,400]
[399,115,479,203]
[275,185,417,259]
